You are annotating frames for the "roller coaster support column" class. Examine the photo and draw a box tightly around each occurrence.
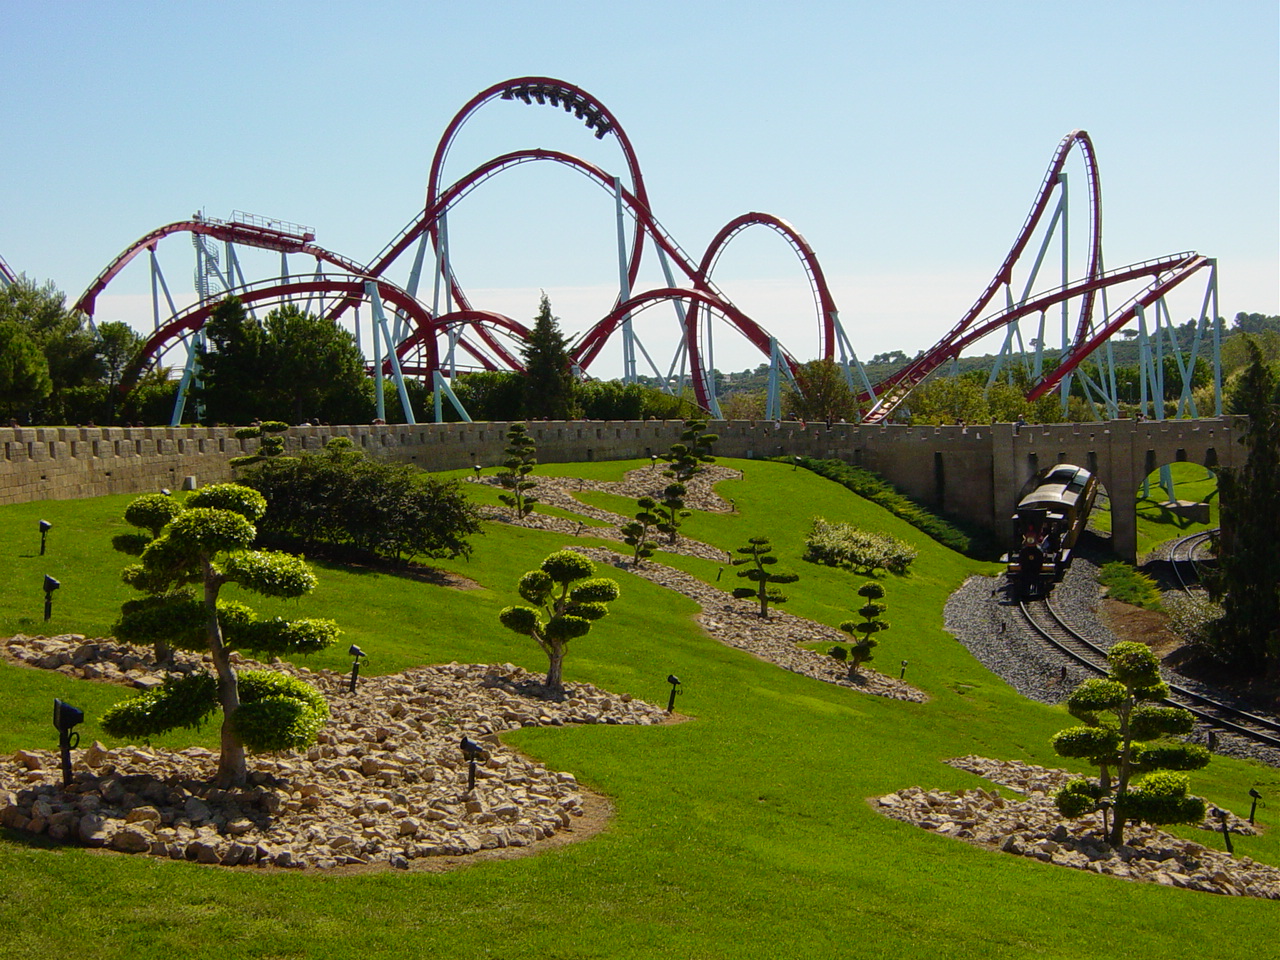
[614,177,637,384]
[365,281,416,425]
[766,338,782,421]
[433,371,472,423]
[831,311,875,405]
[171,330,204,426]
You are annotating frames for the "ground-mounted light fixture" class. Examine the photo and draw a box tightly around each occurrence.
[348,644,366,693]
[1098,798,1112,837]
[472,465,482,482]
[43,575,60,622]
[899,659,909,679]
[53,698,83,788]
[460,736,486,791]
[1211,806,1235,854]
[666,674,682,714]
[650,455,658,471]
[38,519,51,556]
[1249,788,1262,825]
[793,456,802,471]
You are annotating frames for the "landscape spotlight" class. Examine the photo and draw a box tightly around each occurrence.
[472,464,482,482]
[666,674,682,714]
[348,644,366,694]
[38,519,51,555]
[899,659,908,679]
[53,698,83,787]
[1212,806,1234,855]
[793,456,801,470]
[161,488,171,496]
[1249,788,1262,825]
[43,575,60,622]
[460,736,485,791]
[650,455,658,471]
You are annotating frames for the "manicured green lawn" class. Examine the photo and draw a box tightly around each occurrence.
[1,459,1275,960]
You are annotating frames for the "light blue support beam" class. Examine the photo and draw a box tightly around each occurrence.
[366,281,416,425]
[433,371,472,423]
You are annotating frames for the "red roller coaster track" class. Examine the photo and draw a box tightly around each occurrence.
[73,79,1209,422]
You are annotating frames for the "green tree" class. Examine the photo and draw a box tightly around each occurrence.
[1208,338,1280,676]
[94,321,145,393]
[497,423,539,518]
[105,483,339,787]
[264,304,372,423]
[450,371,524,421]
[196,298,373,425]
[731,536,799,617]
[498,549,620,695]
[832,581,888,674]
[784,358,858,422]
[0,320,53,419]
[231,420,291,468]
[1051,642,1208,845]
[0,276,99,397]
[111,491,185,663]
[655,481,690,545]
[620,496,661,565]
[521,293,578,420]
[193,297,269,425]
[660,418,718,483]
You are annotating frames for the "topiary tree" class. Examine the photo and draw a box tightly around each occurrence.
[660,418,718,483]
[498,549,620,695]
[103,483,339,788]
[230,420,291,468]
[831,581,889,676]
[497,422,539,518]
[112,492,185,663]
[620,496,661,566]
[655,481,690,545]
[1051,641,1209,845]
[731,537,799,618]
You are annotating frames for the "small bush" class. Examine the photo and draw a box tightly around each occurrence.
[1097,562,1163,611]
[804,517,917,574]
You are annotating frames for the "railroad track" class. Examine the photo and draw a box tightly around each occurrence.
[1018,595,1280,750]
[1168,529,1216,595]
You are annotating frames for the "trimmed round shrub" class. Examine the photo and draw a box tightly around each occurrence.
[101,673,219,739]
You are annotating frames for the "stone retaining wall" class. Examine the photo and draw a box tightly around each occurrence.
[0,417,1243,560]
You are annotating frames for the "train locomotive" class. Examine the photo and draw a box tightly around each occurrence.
[1005,463,1098,597]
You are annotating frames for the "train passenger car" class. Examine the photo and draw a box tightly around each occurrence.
[1005,463,1098,596]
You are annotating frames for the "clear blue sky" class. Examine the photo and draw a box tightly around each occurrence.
[2,0,1276,378]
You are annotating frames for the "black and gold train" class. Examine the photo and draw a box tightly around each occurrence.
[1004,463,1099,597]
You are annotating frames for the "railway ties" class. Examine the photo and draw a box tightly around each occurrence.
[1168,530,1215,596]
[1017,593,1280,752]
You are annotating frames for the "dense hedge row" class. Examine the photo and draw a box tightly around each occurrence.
[788,457,996,558]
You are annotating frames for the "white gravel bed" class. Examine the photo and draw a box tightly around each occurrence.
[1,634,666,870]
[875,756,1279,899]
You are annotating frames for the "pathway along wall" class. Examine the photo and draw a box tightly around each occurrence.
[0,417,1243,561]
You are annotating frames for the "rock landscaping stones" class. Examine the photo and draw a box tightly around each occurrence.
[480,465,739,563]
[0,636,666,870]
[876,756,1279,900]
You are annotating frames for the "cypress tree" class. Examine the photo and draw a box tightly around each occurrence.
[521,293,577,420]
